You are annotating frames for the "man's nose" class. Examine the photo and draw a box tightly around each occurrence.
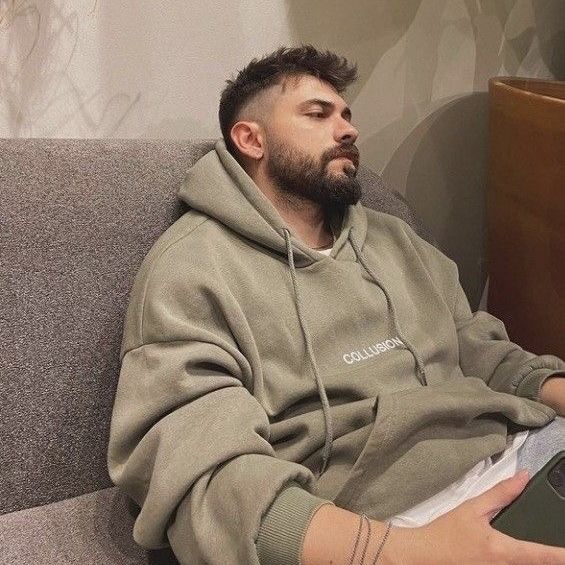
[336,119,359,144]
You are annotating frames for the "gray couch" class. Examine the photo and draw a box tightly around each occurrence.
[0,138,428,564]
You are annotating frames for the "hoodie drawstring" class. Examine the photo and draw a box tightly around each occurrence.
[348,229,428,386]
[283,229,333,477]
[282,227,427,478]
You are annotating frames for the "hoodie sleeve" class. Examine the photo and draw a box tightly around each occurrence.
[107,239,330,565]
[452,277,565,400]
[401,218,565,401]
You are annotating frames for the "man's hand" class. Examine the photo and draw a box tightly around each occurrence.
[539,374,565,416]
[387,470,565,564]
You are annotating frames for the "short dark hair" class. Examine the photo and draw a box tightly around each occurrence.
[219,44,358,163]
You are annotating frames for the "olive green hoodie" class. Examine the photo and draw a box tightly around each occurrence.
[107,140,562,565]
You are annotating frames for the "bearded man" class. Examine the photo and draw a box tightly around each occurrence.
[108,45,565,565]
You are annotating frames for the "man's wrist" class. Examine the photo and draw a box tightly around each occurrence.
[257,484,332,565]
[538,373,565,416]
[301,504,401,565]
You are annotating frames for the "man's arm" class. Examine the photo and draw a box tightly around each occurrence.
[401,222,565,403]
[107,244,329,564]
[451,281,565,402]
[539,374,565,416]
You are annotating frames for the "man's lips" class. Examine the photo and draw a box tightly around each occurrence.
[333,155,358,167]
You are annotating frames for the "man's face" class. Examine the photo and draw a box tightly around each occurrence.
[263,75,362,211]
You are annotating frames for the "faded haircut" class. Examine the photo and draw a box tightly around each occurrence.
[219,44,358,164]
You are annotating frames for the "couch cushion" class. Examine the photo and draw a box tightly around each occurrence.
[0,138,214,514]
[0,487,178,565]
[0,138,428,516]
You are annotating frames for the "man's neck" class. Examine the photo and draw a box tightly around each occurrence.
[275,193,334,249]
[252,168,333,249]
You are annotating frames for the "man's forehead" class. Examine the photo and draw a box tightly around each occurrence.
[246,75,350,124]
[277,75,346,108]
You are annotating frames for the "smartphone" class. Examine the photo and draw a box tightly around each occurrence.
[490,451,565,547]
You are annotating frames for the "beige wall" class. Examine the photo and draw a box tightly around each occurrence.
[2,0,563,308]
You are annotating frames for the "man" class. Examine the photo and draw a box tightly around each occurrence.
[108,45,565,564]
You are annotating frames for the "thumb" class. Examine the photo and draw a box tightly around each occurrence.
[472,469,530,519]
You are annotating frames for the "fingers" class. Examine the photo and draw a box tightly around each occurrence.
[469,469,530,519]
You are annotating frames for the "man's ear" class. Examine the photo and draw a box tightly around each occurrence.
[230,121,264,162]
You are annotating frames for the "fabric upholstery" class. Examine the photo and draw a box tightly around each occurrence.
[0,486,178,564]
[1,138,213,514]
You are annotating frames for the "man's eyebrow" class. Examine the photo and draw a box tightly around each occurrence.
[299,98,352,121]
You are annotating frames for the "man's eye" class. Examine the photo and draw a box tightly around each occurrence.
[308,113,325,118]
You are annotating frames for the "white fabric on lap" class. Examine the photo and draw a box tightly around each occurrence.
[389,430,529,528]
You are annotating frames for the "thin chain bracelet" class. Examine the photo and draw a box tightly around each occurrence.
[358,514,371,563]
[347,513,365,565]
[370,521,392,565]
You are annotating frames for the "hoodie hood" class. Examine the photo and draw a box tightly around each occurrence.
[178,139,368,268]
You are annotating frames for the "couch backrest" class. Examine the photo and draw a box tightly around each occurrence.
[0,138,427,515]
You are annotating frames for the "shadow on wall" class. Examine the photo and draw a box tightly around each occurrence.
[284,0,423,101]
[285,0,547,119]
[382,93,489,311]
[463,0,536,90]
[462,0,565,85]
[534,0,565,78]
[0,0,87,137]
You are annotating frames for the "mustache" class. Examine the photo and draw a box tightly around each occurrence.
[328,146,359,167]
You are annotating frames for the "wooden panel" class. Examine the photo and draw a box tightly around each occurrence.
[487,77,565,358]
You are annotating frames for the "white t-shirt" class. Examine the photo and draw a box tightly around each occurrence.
[390,430,529,527]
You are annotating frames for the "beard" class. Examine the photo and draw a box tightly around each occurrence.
[265,134,362,215]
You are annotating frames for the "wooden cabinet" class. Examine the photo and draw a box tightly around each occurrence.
[487,77,565,358]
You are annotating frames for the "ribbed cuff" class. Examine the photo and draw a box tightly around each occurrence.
[256,483,334,565]
[515,368,565,401]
